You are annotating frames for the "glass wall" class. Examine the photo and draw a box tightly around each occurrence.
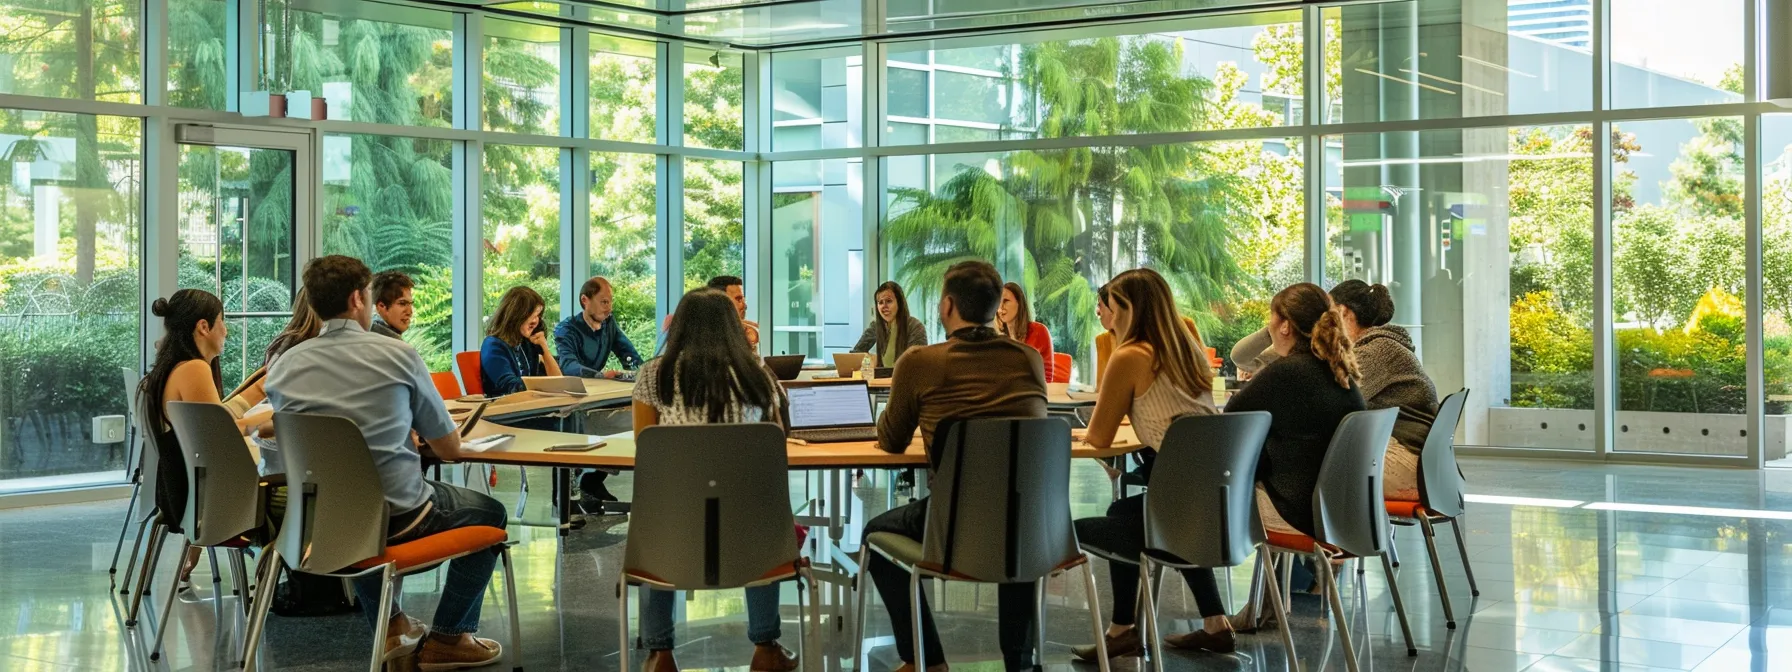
[1764,115,1792,468]
[0,0,141,103]
[260,2,454,127]
[772,157,865,362]
[771,47,862,151]
[591,35,657,143]
[0,112,140,485]
[168,0,229,110]
[685,46,744,151]
[683,158,743,290]
[482,144,561,324]
[590,152,658,348]
[484,19,562,135]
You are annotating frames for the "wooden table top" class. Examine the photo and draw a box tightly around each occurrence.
[444,379,636,418]
[798,375,1099,407]
[456,421,1141,470]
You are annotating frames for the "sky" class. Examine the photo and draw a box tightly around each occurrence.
[1608,0,1746,86]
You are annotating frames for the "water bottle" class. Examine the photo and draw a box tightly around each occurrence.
[860,352,875,380]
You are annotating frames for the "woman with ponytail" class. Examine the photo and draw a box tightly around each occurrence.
[1330,280,1437,501]
[139,289,271,584]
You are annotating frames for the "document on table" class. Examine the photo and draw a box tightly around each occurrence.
[461,434,515,453]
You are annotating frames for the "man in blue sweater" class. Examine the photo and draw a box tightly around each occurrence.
[554,276,643,378]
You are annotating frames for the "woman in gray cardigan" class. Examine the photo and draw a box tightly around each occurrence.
[1330,280,1438,501]
[852,281,929,367]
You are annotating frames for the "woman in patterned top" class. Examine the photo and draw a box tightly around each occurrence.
[630,287,795,672]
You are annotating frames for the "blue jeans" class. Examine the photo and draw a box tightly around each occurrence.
[640,584,784,650]
[352,481,507,635]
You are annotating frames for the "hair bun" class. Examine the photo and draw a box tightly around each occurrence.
[151,297,170,317]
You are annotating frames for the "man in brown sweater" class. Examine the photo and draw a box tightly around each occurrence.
[865,260,1048,672]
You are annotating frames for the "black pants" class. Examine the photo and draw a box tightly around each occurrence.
[863,498,1038,670]
[1073,494,1226,625]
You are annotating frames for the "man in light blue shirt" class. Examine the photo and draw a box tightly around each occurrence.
[265,255,506,669]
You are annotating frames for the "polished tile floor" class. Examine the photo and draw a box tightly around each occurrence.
[4,457,1792,671]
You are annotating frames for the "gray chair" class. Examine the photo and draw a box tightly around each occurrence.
[1262,407,1415,672]
[109,367,144,582]
[852,417,1110,672]
[1386,389,1479,629]
[618,423,818,672]
[122,388,169,627]
[242,412,522,672]
[149,401,264,662]
[1125,412,1297,672]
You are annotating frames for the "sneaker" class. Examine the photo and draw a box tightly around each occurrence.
[417,633,502,671]
[384,616,428,662]
[749,642,799,672]
[1163,629,1236,654]
[1070,627,1142,662]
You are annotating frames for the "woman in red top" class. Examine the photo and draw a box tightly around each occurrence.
[999,282,1055,380]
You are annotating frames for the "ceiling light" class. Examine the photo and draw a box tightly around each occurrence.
[1582,502,1792,521]
[1459,54,1536,78]
[1464,494,1584,508]
[1354,68,1456,95]
[1398,68,1505,96]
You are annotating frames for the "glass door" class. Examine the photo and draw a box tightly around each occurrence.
[168,125,314,390]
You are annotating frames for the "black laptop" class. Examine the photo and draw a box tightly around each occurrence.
[764,354,805,381]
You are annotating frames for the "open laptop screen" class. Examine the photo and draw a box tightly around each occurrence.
[786,383,874,429]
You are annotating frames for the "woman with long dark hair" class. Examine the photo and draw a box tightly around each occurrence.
[139,289,270,583]
[998,281,1055,379]
[1329,279,1437,501]
[479,286,562,395]
[851,281,929,367]
[630,288,794,672]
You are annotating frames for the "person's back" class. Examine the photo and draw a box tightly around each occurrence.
[877,329,1046,456]
[1353,324,1436,450]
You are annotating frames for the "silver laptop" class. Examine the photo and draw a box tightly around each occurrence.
[784,380,878,443]
[523,376,588,395]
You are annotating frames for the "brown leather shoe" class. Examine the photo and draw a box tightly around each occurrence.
[641,649,677,672]
[416,633,502,671]
[384,615,428,662]
[1070,627,1142,662]
[893,664,950,672]
[1163,629,1236,654]
[750,643,799,672]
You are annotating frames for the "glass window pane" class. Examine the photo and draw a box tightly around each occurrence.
[589,152,658,350]
[0,111,140,484]
[1764,115,1792,467]
[1325,2,1592,123]
[933,71,1008,125]
[772,47,862,151]
[0,0,141,103]
[169,0,228,110]
[484,19,562,135]
[590,34,656,143]
[1610,118,1745,457]
[683,158,743,290]
[773,159,865,364]
[1610,0,1744,109]
[482,144,561,324]
[320,133,455,371]
[260,2,454,127]
[177,144,297,389]
[886,67,930,119]
[882,138,1300,387]
[685,47,743,150]
[1326,125,1595,452]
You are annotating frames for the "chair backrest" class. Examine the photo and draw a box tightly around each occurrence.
[167,401,263,546]
[122,367,142,471]
[1143,412,1272,569]
[625,423,798,589]
[133,388,161,513]
[271,411,391,575]
[431,371,463,400]
[922,417,1078,583]
[455,352,484,396]
[1311,407,1399,558]
[1049,353,1072,384]
[1418,389,1470,518]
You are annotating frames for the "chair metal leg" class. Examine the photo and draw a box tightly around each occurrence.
[119,513,153,594]
[795,574,810,668]
[1280,553,1294,612]
[617,573,631,672]
[1355,560,1373,670]
[109,482,142,582]
[149,543,189,662]
[232,550,251,615]
[501,546,523,672]
[1418,515,1457,628]
[126,524,167,627]
[803,567,822,654]
[1319,549,1359,672]
[1449,516,1481,597]
[242,550,281,671]
[1259,552,1299,672]
[1078,562,1111,672]
[370,564,396,672]
[208,548,226,622]
[1033,579,1046,667]
[1389,525,1401,568]
[1141,556,1162,672]
[852,548,872,671]
[1380,553,1416,656]
[908,569,926,672]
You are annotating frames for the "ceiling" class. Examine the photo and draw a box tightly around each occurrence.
[409,0,1288,49]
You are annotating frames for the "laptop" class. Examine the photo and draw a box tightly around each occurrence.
[832,352,869,377]
[523,376,588,395]
[457,400,492,437]
[764,355,805,381]
[784,380,878,443]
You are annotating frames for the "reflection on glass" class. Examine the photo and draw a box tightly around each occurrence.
[591,35,657,143]
[683,158,744,290]
[482,144,561,324]
[177,144,296,390]
[321,133,456,371]
[1611,118,1745,457]
[0,111,140,483]
[590,153,658,349]
[169,0,228,110]
[1610,0,1744,109]
[885,137,1300,387]
[771,47,861,151]
[773,159,865,362]
[259,2,454,127]
[685,47,744,150]
[1326,126,1595,451]
[484,19,562,135]
[0,0,141,103]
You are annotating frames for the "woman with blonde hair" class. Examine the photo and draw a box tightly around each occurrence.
[480,286,562,395]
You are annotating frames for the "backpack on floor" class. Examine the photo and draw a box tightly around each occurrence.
[271,568,357,617]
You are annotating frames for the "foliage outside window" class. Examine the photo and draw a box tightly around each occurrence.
[590,35,656,143]
[0,0,141,103]
[483,144,561,325]
[169,0,228,110]
[590,152,657,350]
[260,2,454,127]
[684,46,743,151]
[484,20,561,136]
[683,158,743,291]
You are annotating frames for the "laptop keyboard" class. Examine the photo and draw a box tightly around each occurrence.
[791,427,878,443]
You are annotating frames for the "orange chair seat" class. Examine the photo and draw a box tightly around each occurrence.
[1265,530,1348,558]
[1385,500,1428,518]
[352,526,507,572]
